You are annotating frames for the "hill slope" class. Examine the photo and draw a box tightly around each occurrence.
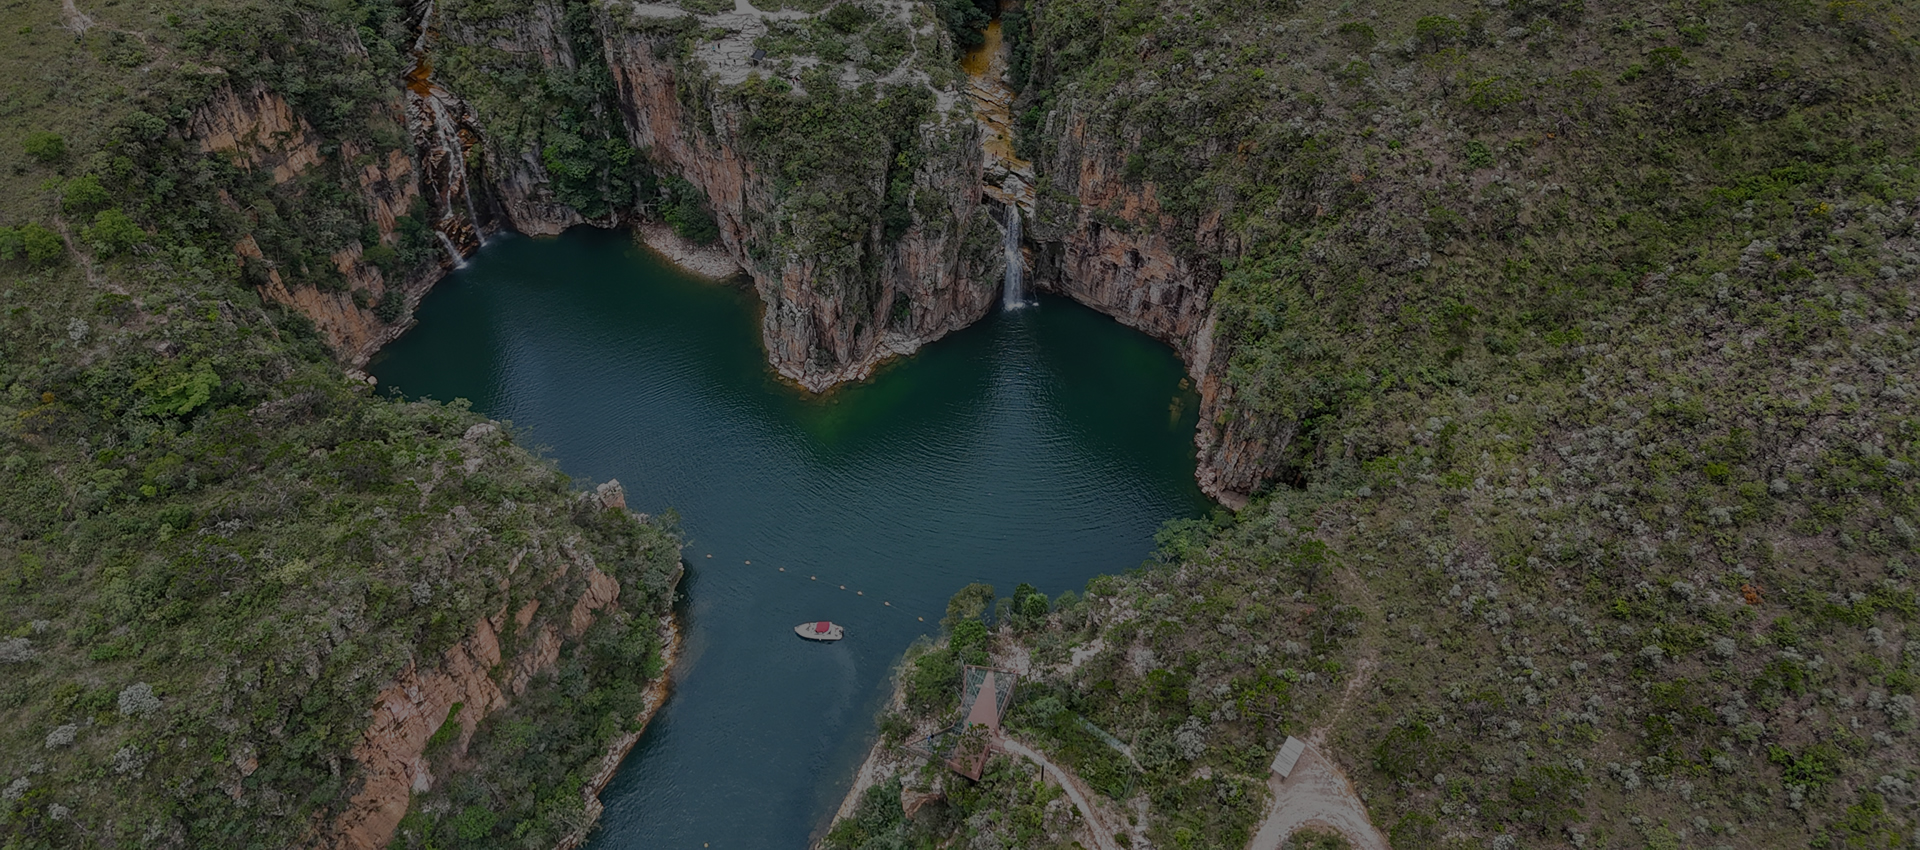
[846,0,1920,847]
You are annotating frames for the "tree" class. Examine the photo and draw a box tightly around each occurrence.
[941,582,994,631]
[17,223,64,266]
[61,174,111,214]
[23,131,65,164]
[661,177,719,245]
[1012,582,1048,621]
[1289,538,1332,593]
[84,209,145,256]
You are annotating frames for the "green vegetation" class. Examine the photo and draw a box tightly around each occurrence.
[928,0,994,49]
[22,132,67,165]
[822,761,1082,850]
[440,0,650,220]
[661,176,721,245]
[0,1,681,847]
[755,5,919,78]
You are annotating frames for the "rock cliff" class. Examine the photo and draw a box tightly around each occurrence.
[318,482,681,850]
[598,18,1001,390]
[207,0,1273,503]
[1025,114,1273,504]
[190,83,439,368]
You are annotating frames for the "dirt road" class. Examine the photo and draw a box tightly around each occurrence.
[1245,743,1389,850]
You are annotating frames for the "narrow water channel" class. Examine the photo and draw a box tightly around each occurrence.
[369,228,1210,848]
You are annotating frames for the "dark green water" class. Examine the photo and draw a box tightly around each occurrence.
[369,228,1210,848]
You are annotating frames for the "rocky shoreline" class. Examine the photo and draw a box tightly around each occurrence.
[633,221,742,280]
[818,661,922,848]
[555,610,684,850]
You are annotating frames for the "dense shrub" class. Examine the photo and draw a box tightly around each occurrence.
[22,131,65,163]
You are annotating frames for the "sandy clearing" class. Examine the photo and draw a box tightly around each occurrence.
[1246,743,1390,850]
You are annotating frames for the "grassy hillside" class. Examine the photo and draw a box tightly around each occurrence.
[0,2,682,848]
[869,0,1920,847]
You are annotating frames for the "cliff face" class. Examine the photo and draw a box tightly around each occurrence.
[319,481,680,850]
[190,83,437,367]
[598,27,1001,390]
[444,2,587,238]
[1026,114,1273,504]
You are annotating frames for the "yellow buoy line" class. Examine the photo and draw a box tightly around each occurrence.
[700,552,935,623]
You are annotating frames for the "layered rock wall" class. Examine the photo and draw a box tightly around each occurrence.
[598,25,1001,390]
[190,84,434,367]
[1027,113,1273,503]
[318,483,680,850]
[451,2,588,237]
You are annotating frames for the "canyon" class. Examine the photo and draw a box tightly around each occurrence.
[193,0,1276,507]
[172,4,1275,841]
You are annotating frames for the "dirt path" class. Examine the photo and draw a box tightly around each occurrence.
[1245,561,1389,849]
[996,736,1124,850]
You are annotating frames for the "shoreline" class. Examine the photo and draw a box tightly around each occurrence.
[818,654,924,845]
[553,608,684,850]
[632,220,743,280]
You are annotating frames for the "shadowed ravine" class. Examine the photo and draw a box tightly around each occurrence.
[369,228,1211,848]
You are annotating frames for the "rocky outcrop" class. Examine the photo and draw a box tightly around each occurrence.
[191,84,437,367]
[598,24,1001,391]
[553,613,681,850]
[320,482,681,850]
[188,84,323,182]
[1029,123,1224,358]
[1024,113,1275,503]
[634,221,742,279]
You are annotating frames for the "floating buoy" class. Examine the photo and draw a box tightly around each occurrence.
[778,567,785,571]
[917,616,925,621]
[745,560,751,564]
[884,602,891,606]
[811,576,817,580]
[705,554,711,558]
[839,584,846,590]
[856,591,863,596]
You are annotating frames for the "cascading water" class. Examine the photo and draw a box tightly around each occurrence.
[417,89,486,247]
[405,0,487,266]
[1001,209,1024,309]
[435,230,466,269]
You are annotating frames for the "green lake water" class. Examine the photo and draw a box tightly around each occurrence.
[369,227,1211,848]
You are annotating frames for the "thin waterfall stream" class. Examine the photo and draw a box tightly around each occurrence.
[405,1,488,260]
[1002,209,1025,309]
[434,230,466,268]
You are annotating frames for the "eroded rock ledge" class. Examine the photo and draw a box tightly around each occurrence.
[317,480,683,850]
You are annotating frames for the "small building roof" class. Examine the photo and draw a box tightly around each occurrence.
[964,670,1002,731]
[1270,736,1307,779]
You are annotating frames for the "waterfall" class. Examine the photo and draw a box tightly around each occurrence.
[462,174,486,248]
[422,92,485,246]
[406,1,487,254]
[410,0,434,54]
[435,230,466,268]
[1001,209,1024,309]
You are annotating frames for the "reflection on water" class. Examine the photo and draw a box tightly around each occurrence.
[370,228,1210,849]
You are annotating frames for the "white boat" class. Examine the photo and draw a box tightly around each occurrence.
[795,621,845,641]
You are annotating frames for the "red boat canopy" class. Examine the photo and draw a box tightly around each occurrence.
[815,621,831,634]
